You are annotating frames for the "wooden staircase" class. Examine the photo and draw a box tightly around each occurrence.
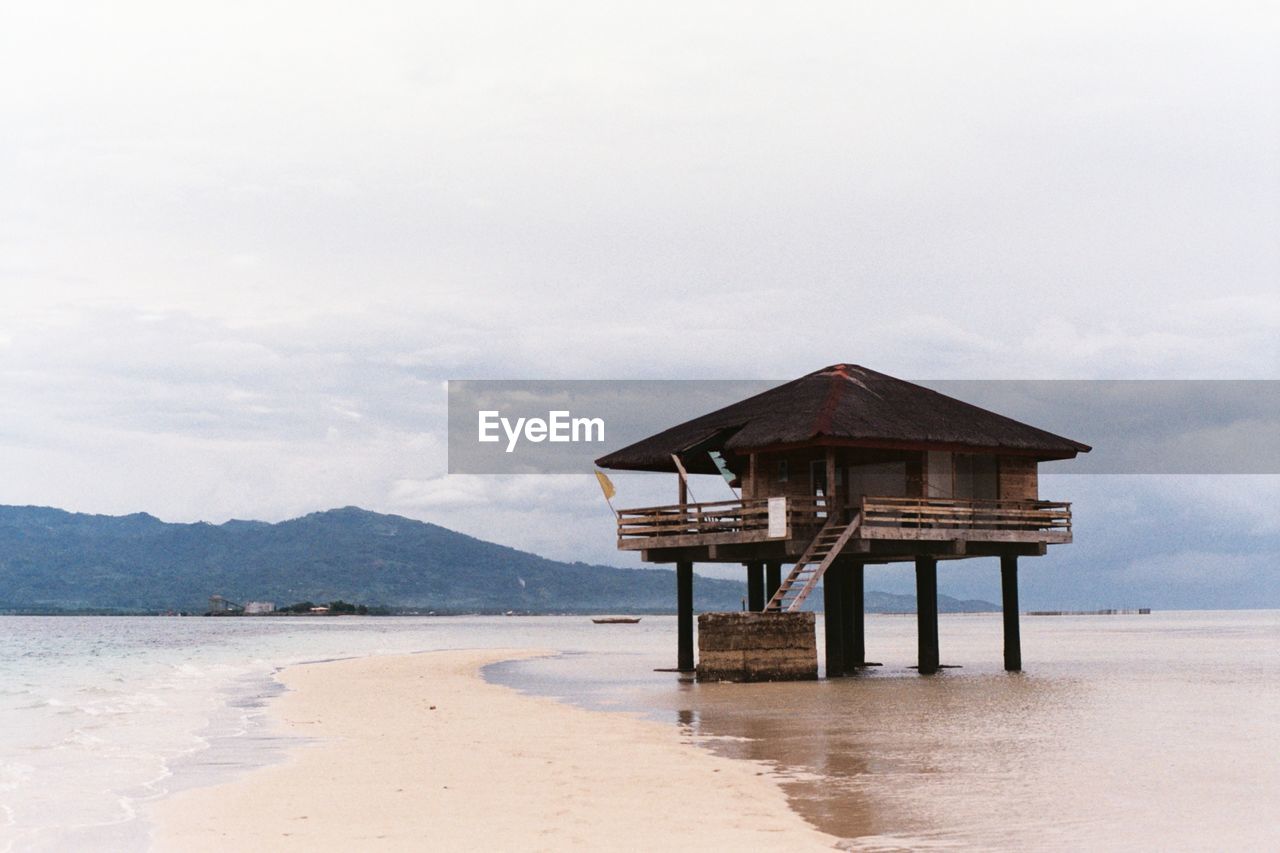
[765,513,862,612]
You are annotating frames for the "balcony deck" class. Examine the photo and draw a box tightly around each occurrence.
[616,495,1071,561]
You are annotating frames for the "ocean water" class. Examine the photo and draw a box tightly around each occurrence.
[2,612,1278,851]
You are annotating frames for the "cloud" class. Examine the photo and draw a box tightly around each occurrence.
[1119,551,1273,587]
[0,3,1275,600]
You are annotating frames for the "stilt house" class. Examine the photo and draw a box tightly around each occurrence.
[595,364,1090,679]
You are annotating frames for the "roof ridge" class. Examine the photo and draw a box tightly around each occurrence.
[814,370,845,435]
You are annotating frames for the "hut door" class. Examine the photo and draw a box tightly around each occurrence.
[809,460,831,517]
[926,451,954,498]
[809,460,826,497]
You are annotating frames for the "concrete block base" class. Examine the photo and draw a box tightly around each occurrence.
[696,612,818,682]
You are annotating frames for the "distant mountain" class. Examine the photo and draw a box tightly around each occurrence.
[0,505,740,613]
[0,505,996,614]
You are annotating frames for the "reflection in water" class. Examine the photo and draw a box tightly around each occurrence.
[657,674,1080,845]
[491,611,1280,851]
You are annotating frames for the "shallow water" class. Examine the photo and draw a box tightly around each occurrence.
[2,612,1277,851]
[492,611,1280,851]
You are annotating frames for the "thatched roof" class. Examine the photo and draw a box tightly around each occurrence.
[595,364,1091,474]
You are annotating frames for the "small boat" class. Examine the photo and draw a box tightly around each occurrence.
[592,616,641,624]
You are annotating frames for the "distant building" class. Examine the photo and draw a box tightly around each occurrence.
[208,594,243,614]
[243,601,275,615]
[309,605,330,614]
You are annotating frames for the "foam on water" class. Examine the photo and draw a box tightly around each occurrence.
[0,617,396,850]
[0,614,645,850]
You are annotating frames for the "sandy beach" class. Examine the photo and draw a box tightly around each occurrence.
[148,649,837,851]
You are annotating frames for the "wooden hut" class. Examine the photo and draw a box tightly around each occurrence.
[595,364,1090,679]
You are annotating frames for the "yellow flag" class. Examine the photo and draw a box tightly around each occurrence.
[594,470,616,501]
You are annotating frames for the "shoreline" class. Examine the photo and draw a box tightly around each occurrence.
[146,648,839,851]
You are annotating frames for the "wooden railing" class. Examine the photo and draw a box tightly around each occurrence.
[616,496,829,543]
[616,494,1071,546]
[860,496,1071,535]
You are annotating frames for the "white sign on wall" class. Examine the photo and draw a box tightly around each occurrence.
[767,497,787,539]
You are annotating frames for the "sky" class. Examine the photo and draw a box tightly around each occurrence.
[1,2,1277,608]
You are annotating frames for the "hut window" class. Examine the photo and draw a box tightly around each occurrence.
[847,462,908,500]
[954,453,998,500]
[777,459,788,483]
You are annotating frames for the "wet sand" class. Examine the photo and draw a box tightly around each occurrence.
[148,649,837,851]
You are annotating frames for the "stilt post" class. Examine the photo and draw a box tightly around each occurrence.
[840,559,864,667]
[915,557,939,674]
[746,561,765,611]
[823,567,845,678]
[1001,554,1022,672]
[677,560,694,672]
